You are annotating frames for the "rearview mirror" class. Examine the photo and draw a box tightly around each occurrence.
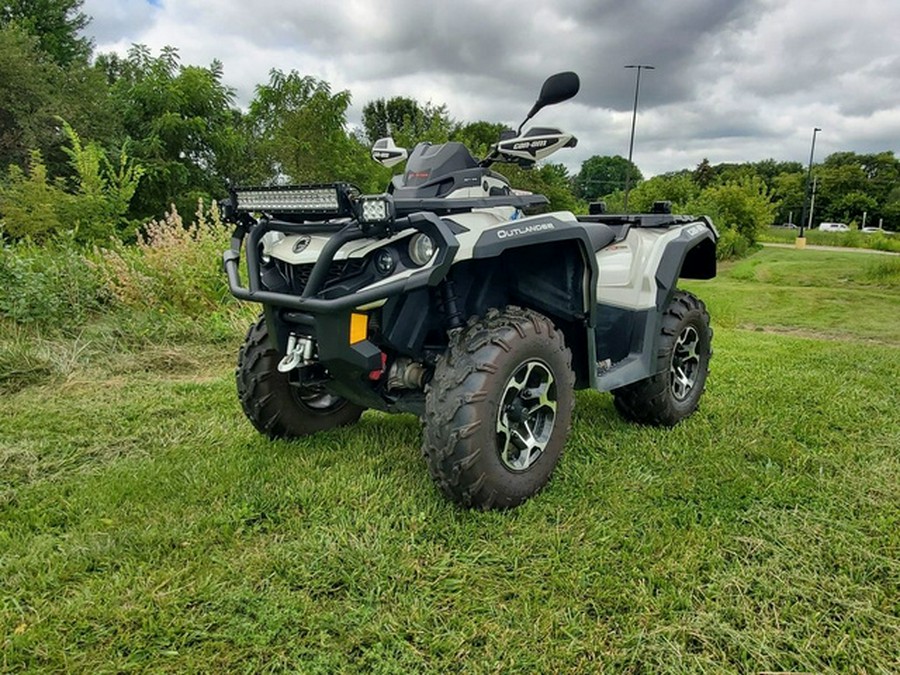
[537,71,581,109]
[521,71,580,132]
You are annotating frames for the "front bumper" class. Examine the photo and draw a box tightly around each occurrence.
[223,211,458,314]
[224,211,459,385]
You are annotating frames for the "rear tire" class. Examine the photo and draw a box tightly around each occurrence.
[236,317,364,438]
[612,290,712,426]
[422,307,574,510]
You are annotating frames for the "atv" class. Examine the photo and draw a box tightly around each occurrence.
[223,71,717,510]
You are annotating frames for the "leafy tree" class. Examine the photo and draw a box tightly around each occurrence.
[771,171,805,225]
[450,121,507,160]
[833,190,878,225]
[244,69,388,192]
[362,97,420,142]
[811,151,900,228]
[497,163,582,212]
[688,176,778,245]
[712,163,758,185]
[0,25,57,169]
[749,159,804,188]
[361,96,454,150]
[105,45,243,219]
[0,23,113,174]
[693,158,715,189]
[603,173,698,214]
[574,155,642,201]
[0,0,91,66]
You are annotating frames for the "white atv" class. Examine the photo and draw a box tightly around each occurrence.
[223,72,717,510]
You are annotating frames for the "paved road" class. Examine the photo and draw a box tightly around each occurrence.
[760,242,900,256]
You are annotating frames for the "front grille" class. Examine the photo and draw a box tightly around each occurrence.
[270,258,366,296]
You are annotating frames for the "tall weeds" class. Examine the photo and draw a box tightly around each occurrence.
[93,201,232,316]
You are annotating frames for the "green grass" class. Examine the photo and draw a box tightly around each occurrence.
[760,226,900,252]
[699,248,900,343]
[2,247,899,672]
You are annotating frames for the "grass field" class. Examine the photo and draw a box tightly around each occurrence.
[760,226,900,253]
[1,248,898,672]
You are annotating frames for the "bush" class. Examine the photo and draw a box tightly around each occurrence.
[0,123,143,244]
[688,176,777,246]
[92,201,233,317]
[0,235,107,327]
[714,227,751,260]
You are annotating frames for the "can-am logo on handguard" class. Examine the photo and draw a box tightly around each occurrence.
[497,222,556,239]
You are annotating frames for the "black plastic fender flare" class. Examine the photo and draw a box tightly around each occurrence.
[654,218,718,310]
[472,215,613,324]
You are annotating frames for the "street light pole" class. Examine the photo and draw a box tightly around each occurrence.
[623,64,654,214]
[798,126,821,240]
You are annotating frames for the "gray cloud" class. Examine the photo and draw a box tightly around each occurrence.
[82,0,900,176]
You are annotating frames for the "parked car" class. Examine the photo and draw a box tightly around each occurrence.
[860,227,893,235]
[818,222,849,232]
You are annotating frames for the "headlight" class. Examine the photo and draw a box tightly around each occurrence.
[408,233,435,266]
[374,249,396,276]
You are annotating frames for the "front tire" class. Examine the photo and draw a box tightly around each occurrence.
[236,317,364,439]
[422,307,574,510]
[612,290,712,426]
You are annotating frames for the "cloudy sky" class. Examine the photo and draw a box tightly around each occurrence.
[82,0,900,177]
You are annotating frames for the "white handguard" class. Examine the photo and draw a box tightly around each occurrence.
[494,127,577,163]
[371,137,408,168]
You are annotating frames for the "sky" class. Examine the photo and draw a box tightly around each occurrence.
[81,0,900,177]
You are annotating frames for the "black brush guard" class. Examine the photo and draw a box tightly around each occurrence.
[223,211,460,313]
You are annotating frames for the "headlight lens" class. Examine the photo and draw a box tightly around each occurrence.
[408,233,435,266]
[374,249,396,275]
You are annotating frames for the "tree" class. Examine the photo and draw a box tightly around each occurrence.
[693,158,715,189]
[574,155,642,201]
[361,97,454,150]
[497,163,582,212]
[603,173,698,214]
[833,190,878,225]
[243,69,388,192]
[104,45,244,219]
[0,25,57,170]
[450,121,507,159]
[688,176,778,245]
[771,171,805,225]
[0,0,91,66]
[0,23,113,175]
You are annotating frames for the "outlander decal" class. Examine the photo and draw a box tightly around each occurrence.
[496,222,556,239]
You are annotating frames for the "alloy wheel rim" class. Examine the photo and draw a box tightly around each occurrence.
[496,360,557,471]
[670,325,701,401]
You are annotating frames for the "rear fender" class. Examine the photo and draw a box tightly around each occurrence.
[654,220,717,310]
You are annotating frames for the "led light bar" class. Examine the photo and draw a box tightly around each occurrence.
[234,185,342,214]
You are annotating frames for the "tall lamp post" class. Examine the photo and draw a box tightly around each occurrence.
[798,126,821,244]
[623,64,654,214]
